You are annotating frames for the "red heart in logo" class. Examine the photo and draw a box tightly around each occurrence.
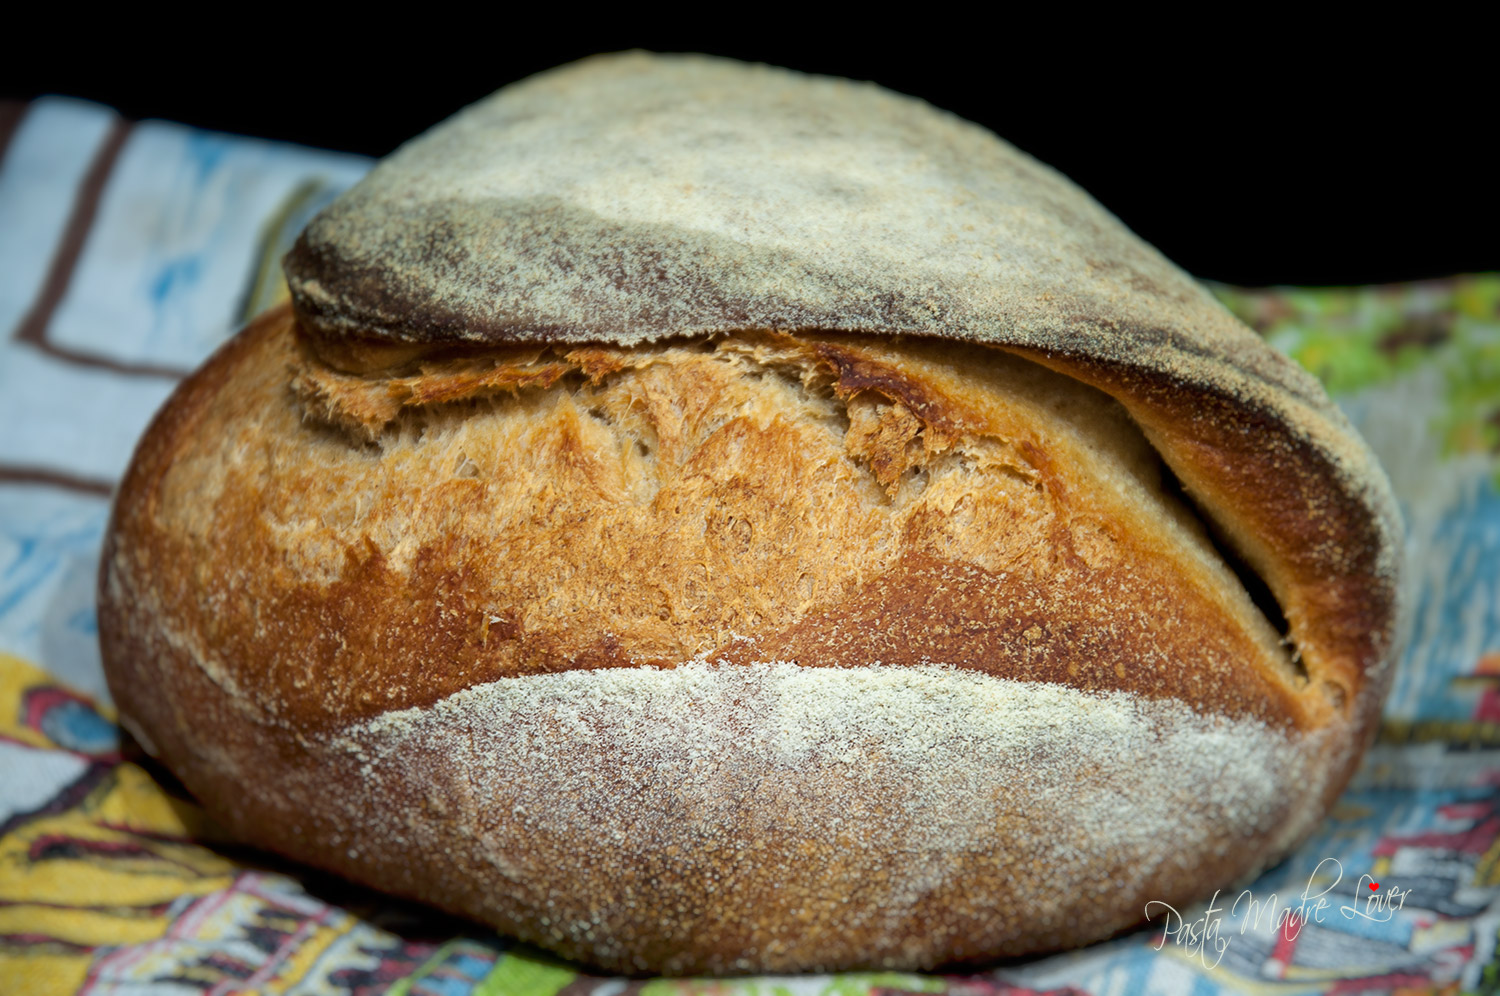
[1369,881,1380,890]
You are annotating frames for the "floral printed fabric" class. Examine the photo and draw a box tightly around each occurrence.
[0,97,1497,995]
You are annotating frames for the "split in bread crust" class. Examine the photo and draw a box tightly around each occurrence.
[284,53,1401,737]
[125,309,1313,732]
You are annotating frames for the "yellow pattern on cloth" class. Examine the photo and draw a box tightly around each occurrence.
[0,654,230,993]
[0,654,471,996]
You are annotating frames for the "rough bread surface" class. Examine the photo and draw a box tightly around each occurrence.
[100,53,1404,976]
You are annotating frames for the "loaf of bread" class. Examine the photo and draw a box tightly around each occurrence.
[98,53,1402,975]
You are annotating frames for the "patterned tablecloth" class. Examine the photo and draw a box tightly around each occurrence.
[1,96,1497,996]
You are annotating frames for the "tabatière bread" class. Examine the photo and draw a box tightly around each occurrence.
[97,53,1403,975]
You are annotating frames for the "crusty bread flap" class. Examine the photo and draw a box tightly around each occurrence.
[284,52,1401,732]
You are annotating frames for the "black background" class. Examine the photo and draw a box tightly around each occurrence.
[6,30,1494,287]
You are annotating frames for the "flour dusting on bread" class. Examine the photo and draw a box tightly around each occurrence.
[330,661,1339,971]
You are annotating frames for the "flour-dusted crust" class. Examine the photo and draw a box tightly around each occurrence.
[100,53,1403,975]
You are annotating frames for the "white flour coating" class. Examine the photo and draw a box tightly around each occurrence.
[343,661,1339,930]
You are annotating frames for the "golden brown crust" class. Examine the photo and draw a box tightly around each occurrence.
[104,308,1312,735]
